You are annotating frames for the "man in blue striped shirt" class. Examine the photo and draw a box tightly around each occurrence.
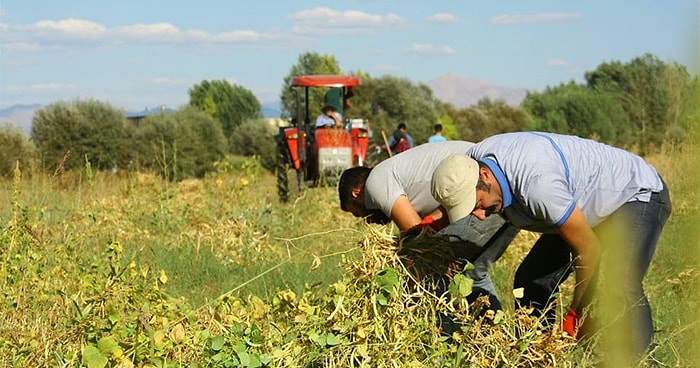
[431,132,671,359]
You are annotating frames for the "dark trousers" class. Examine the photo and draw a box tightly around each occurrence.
[514,181,671,355]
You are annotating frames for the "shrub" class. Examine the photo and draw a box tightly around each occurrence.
[131,107,227,180]
[31,99,130,171]
[0,123,37,177]
[229,118,278,171]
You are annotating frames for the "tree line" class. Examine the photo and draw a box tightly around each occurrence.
[1,52,697,179]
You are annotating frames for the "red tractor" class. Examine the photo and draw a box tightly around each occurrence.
[276,75,371,202]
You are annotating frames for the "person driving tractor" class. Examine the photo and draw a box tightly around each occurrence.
[315,105,343,128]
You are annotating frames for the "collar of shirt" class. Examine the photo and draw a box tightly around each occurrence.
[479,157,513,213]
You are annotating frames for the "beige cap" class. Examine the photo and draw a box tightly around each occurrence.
[431,154,480,223]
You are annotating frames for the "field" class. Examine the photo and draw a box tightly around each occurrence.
[1,147,699,367]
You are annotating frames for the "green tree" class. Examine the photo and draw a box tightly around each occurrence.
[280,52,342,121]
[350,75,442,144]
[0,123,37,177]
[448,98,531,142]
[523,82,630,145]
[31,99,129,171]
[189,80,262,142]
[131,107,227,180]
[584,53,685,152]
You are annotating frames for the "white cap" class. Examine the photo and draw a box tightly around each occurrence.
[431,154,480,223]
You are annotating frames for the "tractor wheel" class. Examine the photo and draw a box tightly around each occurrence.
[276,140,290,202]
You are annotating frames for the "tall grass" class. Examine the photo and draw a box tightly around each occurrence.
[1,144,698,366]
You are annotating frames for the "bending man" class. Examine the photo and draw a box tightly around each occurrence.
[338,141,519,312]
[431,132,671,358]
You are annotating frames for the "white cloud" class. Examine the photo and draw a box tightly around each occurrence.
[492,13,581,25]
[4,83,77,93]
[0,18,304,52]
[546,59,583,76]
[1,59,37,68]
[427,13,461,24]
[288,7,406,35]
[547,59,570,67]
[406,43,456,55]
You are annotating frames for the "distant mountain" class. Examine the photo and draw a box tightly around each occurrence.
[0,104,42,135]
[427,74,528,109]
[261,102,282,119]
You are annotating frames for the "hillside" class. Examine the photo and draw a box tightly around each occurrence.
[426,73,529,108]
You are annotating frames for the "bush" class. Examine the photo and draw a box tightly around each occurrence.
[131,107,227,180]
[229,118,278,171]
[31,99,130,171]
[0,124,37,177]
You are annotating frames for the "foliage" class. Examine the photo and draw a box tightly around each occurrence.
[0,123,37,177]
[31,99,130,171]
[350,75,443,144]
[584,53,695,151]
[229,118,278,171]
[1,138,698,367]
[280,52,342,120]
[448,98,531,142]
[437,114,460,140]
[189,80,262,140]
[523,82,630,145]
[131,106,227,180]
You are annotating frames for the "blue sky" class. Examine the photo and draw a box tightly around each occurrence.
[0,0,697,111]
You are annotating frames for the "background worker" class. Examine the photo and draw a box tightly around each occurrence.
[381,122,413,154]
[338,141,519,316]
[431,132,671,360]
[428,124,447,143]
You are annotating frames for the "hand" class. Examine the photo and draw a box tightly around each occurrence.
[418,215,443,232]
[402,215,439,238]
[562,307,579,338]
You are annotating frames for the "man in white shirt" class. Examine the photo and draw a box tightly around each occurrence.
[315,105,343,128]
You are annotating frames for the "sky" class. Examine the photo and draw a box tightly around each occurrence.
[0,0,698,112]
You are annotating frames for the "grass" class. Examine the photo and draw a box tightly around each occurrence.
[1,146,699,367]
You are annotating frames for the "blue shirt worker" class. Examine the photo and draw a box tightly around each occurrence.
[428,124,448,143]
[431,132,671,359]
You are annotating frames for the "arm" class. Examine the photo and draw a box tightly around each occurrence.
[327,111,343,127]
[556,205,600,311]
[389,195,422,232]
[389,196,450,233]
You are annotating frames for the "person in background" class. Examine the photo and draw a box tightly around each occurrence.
[338,141,519,332]
[315,105,343,128]
[431,131,671,361]
[428,124,448,143]
[381,122,413,154]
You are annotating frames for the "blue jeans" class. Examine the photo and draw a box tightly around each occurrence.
[438,214,519,308]
[514,180,671,355]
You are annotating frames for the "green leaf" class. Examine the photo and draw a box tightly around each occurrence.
[107,308,119,325]
[210,335,225,351]
[82,345,108,368]
[448,274,474,300]
[97,336,119,355]
[493,310,505,324]
[325,333,341,346]
[238,351,251,366]
[376,293,388,306]
[375,268,399,293]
